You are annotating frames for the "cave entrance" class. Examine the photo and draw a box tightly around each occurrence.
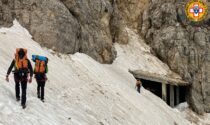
[129,70,189,107]
[141,79,187,107]
[141,79,162,98]
[173,86,187,106]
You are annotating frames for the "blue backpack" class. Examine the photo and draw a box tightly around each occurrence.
[32,55,48,62]
[32,55,48,73]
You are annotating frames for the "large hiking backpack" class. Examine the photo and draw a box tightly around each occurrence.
[15,48,28,70]
[32,55,48,74]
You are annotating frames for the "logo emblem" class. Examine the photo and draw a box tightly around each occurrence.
[185,0,208,22]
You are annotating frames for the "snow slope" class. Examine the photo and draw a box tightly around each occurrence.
[175,103,210,125]
[0,20,191,125]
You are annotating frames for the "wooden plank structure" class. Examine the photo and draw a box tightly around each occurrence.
[129,70,190,107]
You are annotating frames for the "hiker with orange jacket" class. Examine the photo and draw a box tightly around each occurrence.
[32,55,48,102]
[6,48,33,109]
[135,79,142,93]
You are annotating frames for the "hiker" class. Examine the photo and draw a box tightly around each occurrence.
[135,79,142,93]
[6,48,33,109]
[32,55,48,102]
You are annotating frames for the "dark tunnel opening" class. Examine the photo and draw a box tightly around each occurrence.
[141,79,162,98]
[140,79,187,106]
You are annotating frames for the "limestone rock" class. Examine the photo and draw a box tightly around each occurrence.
[0,0,116,63]
[0,0,150,64]
[111,0,149,44]
[142,0,210,114]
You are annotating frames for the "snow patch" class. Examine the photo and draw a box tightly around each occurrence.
[0,20,193,125]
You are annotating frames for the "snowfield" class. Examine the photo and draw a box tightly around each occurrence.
[0,20,195,125]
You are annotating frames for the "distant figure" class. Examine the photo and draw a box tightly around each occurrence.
[135,79,142,93]
[6,48,33,109]
[32,55,48,102]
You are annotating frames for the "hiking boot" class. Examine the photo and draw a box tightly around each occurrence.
[41,99,45,102]
[37,95,40,99]
[22,104,26,109]
[16,97,20,102]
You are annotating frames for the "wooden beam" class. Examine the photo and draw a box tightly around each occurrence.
[162,83,167,102]
[176,86,180,105]
[129,70,189,86]
[170,85,175,107]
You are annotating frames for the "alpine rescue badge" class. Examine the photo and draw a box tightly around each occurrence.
[185,0,208,22]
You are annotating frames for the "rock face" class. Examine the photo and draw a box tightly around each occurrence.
[58,0,116,63]
[110,0,149,44]
[0,0,149,63]
[141,0,210,114]
[0,0,13,27]
[0,0,114,63]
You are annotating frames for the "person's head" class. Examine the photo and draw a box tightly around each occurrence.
[136,79,140,82]
[18,48,25,59]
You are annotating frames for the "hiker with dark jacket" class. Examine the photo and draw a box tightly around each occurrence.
[6,48,33,109]
[135,79,142,93]
[32,55,48,102]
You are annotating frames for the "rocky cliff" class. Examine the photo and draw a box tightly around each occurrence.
[1,0,209,114]
[140,0,210,114]
[0,0,148,64]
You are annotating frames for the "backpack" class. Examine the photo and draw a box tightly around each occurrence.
[32,55,48,62]
[15,48,28,70]
[32,55,48,74]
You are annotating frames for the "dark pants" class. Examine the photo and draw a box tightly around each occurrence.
[137,85,141,93]
[35,73,46,100]
[37,81,45,100]
[14,74,28,105]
